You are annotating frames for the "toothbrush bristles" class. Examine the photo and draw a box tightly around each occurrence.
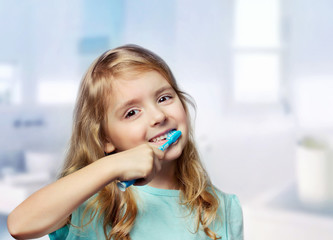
[167,130,176,140]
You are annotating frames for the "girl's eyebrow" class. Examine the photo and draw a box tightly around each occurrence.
[115,99,140,114]
[115,85,173,113]
[155,85,174,97]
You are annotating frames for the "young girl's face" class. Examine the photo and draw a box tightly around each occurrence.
[104,70,188,162]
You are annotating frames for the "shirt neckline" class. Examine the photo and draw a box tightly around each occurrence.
[135,185,180,197]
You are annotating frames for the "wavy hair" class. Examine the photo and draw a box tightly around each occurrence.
[59,44,221,239]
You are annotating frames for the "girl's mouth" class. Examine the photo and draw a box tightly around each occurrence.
[149,129,177,143]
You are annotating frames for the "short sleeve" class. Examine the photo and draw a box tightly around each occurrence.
[226,194,244,240]
[48,224,69,240]
[48,196,105,239]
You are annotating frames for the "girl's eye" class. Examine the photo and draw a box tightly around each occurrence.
[125,109,139,118]
[158,95,172,103]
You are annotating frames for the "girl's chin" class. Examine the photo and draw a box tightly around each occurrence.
[163,146,183,161]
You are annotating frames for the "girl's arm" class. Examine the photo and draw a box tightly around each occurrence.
[7,144,163,239]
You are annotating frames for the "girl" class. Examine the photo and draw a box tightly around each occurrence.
[7,45,243,240]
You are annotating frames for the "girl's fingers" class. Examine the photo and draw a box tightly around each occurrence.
[133,144,163,186]
[149,145,164,174]
[148,143,165,160]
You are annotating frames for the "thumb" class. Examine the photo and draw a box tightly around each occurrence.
[148,143,165,160]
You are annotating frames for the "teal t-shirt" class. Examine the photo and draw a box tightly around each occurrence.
[49,185,243,240]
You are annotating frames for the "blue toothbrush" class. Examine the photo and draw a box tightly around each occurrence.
[117,130,182,191]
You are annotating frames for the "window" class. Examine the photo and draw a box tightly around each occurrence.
[232,0,283,106]
[233,52,281,103]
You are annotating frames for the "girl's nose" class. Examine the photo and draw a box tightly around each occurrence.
[149,105,167,126]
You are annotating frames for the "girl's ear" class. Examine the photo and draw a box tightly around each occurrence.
[104,139,116,154]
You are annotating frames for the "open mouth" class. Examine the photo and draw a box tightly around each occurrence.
[149,129,176,143]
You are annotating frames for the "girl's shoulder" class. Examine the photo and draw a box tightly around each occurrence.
[212,186,243,217]
[213,187,242,209]
[212,186,244,239]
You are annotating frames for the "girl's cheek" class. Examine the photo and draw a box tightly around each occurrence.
[125,123,147,144]
[177,106,188,123]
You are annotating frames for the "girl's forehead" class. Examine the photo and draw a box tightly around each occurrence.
[111,71,171,90]
[108,71,173,106]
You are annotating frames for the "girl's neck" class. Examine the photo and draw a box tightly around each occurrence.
[148,161,179,190]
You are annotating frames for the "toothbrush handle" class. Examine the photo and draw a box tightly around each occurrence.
[117,143,169,191]
[158,142,170,151]
[117,179,136,192]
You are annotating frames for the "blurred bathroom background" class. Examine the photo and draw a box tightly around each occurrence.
[1,0,333,239]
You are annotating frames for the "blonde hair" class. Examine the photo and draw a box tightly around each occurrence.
[60,44,221,239]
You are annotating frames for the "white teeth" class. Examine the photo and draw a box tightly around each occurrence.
[151,133,168,143]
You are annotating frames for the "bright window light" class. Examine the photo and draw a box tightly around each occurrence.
[37,80,78,104]
[234,0,281,48]
[0,64,15,79]
[231,0,283,106]
[0,63,21,104]
[233,53,281,103]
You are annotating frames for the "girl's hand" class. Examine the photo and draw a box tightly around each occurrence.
[110,143,164,186]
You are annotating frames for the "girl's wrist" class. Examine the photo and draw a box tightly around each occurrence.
[98,155,123,185]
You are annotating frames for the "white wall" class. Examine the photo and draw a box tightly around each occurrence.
[289,0,333,132]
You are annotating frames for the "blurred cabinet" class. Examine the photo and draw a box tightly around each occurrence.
[243,184,333,240]
[0,172,52,215]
